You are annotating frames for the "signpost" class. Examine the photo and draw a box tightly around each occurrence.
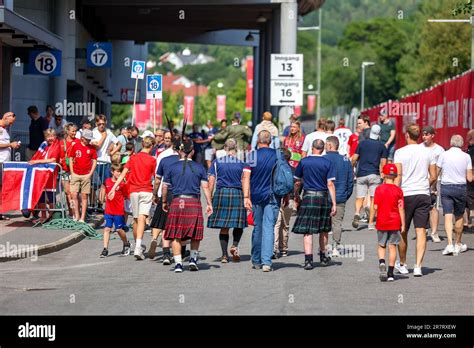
[270,54,303,106]
[146,74,162,132]
[26,50,62,76]
[130,60,146,126]
[87,42,112,68]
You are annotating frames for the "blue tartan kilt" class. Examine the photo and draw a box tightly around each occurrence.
[292,194,331,234]
[207,187,248,229]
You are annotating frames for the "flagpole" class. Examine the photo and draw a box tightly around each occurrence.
[132,76,139,127]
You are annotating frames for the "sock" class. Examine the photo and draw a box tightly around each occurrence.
[219,233,229,256]
[388,266,394,275]
[379,259,386,265]
[232,228,243,246]
[136,239,142,248]
[181,244,187,258]
[174,255,182,265]
[305,254,313,262]
[163,247,170,256]
[190,250,199,260]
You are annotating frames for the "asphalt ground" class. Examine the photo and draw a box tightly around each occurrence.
[0,194,472,315]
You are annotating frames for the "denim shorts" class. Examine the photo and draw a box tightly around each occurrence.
[441,184,467,217]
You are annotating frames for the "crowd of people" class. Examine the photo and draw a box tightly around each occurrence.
[0,106,473,280]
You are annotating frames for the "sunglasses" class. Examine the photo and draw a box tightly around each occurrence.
[97,123,106,126]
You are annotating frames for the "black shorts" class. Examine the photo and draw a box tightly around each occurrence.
[404,194,431,231]
[466,188,474,211]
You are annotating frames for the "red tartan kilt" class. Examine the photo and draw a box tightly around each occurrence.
[164,197,204,241]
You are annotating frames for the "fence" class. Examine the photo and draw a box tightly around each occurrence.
[88,160,111,212]
[0,161,69,226]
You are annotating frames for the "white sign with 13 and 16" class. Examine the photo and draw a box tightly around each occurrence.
[146,74,162,99]
[131,60,146,79]
[270,54,303,106]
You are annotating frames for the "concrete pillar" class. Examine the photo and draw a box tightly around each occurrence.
[53,0,70,106]
[278,1,298,130]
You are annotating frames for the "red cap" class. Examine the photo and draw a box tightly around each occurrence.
[383,163,398,176]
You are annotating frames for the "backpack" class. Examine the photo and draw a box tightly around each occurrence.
[272,149,294,196]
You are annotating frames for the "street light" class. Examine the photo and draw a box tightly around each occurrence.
[427,17,474,69]
[361,61,375,111]
[297,8,322,119]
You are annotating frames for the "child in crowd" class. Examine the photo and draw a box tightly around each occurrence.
[120,142,135,165]
[99,164,131,257]
[370,163,405,281]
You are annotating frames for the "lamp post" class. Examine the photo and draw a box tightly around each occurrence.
[196,77,202,123]
[361,61,375,111]
[298,9,322,119]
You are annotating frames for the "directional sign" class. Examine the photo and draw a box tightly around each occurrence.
[146,74,162,99]
[131,60,145,79]
[270,54,303,106]
[26,50,61,76]
[270,54,303,80]
[87,42,112,68]
[270,80,303,106]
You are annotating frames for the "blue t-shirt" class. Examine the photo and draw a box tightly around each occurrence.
[163,159,208,196]
[250,147,277,204]
[188,131,204,152]
[204,128,218,150]
[355,139,388,177]
[156,154,179,178]
[294,155,336,191]
[209,155,250,190]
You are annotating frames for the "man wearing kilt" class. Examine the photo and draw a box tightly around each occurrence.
[150,131,179,262]
[208,139,250,263]
[293,139,337,270]
[162,137,213,273]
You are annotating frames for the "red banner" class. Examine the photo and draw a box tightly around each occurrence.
[294,105,302,117]
[245,56,253,112]
[217,95,226,121]
[307,95,316,114]
[184,96,194,125]
[362,70,474,149]
[134,99,163,131]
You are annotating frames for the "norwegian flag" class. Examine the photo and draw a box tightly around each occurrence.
[0,162,56,213]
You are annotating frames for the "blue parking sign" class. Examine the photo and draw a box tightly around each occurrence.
[87,42,112,68]
[131,60,146,79]
[146,74,162,99]
[26,50,61,76]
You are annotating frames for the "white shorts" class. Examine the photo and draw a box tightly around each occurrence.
[204,148,214,161]
[130,192,153,218]
[216,149,227,159]
[124,199,132,213]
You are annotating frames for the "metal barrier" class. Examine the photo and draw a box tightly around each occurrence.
[88,160,111,212]
[0,161,69,226]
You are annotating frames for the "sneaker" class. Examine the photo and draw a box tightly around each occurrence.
[442,244,455,255]
[134,247,145,260]
[363,206,370,219]
[220,255,229,263]
[280,250,288,257]
[271,252,279,260]
[230,246,241,262]
[413,265,423,277]
[183,250,191,262]
[387,274,395,282]
[144,224,151,233]
[453,244,461,256]
[252,264,262,270]
[304,260,313,270]
[120,243,131,256]
[352,214,360,229]
[458,243,468,253]
[431,233,441,243]
[162,254,172,265]
[331,247,341,258]
[141,244,146,253]
[262,265,272,272]
[320,252,331,266]
[368,223,376,231]
[379,263,387,281]
[100,248,108,258]
[148,239,158,259]
[395,261,409,274]
[78,220,85,224]
[189,258,199,271]
[174,263,183,273]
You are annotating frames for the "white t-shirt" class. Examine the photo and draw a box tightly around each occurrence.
[48,118,67,135]
[333,127,353,156]
[437,147,472,185]
[155,147,177,197]
[394,144,436,196]
[92,128,119,163]
[0,126,11,162]
[302,131,329,154]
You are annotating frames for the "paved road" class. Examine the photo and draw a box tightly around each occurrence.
[0,195,473,315]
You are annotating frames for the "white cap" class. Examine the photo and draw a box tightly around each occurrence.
[142,130,154,138]
[369,124,381,140]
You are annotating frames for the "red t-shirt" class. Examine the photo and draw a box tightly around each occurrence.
[284,134,305,168]
[124,151,156,193]
[374,183,404,231]
[68,141,98,175]
[104,178,127,215]
[60,138,74,172]
[348,133,359,157]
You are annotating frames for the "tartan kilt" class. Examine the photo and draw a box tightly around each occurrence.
[292,194,331,234]
[207,187,248,229]
[164,197,204,241]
